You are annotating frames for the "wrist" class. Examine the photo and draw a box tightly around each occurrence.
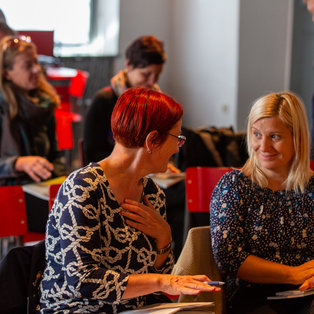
[285,265,297,285]
[156,241,172,255]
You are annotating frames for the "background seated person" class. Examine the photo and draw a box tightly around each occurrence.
[83,35,166,164]
[210,91,313,314]
[39,87,220,313]
[0,35,66,186]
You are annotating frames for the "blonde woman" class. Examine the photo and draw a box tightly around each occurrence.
[0,35,66,186]
[210,91,313,313]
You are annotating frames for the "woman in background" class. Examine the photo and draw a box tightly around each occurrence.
[210,91,313,314]
[83,35,166,164]
[0,35,66,186]
[40,87,220,313]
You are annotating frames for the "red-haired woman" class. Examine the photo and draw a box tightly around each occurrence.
[39,87,220,313]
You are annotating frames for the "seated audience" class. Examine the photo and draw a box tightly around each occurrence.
[0,35,66,186]
[210,91,313,314]
[83,35,166,164]
[39,87,220,313]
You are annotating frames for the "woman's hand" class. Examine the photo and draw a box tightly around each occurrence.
[121,196,172,248]
[161,274,221,296]
[15,156,54,182]
[122,274,221,299]
[290,260,314,285]
[299,276,314,291]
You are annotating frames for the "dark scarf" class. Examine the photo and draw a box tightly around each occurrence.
[0,92,54,157]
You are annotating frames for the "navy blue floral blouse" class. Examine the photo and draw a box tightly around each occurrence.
[39,163,174,313]
[210,169,314,302]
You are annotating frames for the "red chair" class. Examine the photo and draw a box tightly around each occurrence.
[184,167,233,239]
[48,184,61,210]
[52,69,89,150]
[0,186,27,239]
[310,160,314,171]
[185,167,233,213]
[0,186,27,258]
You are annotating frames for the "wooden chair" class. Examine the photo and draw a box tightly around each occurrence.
[184,167,232,238]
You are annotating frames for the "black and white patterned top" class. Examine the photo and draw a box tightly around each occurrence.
[39,163,174,313]
[210,169,314,302]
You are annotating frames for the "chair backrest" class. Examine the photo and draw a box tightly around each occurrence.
[185,167,232,213]
[172,226,226,314]
[69,70,89,98]
[0,240,45,313]
[48,184,62,211]
[0,186,27,238]
[311,160,314,171]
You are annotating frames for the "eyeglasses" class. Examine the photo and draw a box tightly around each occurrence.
[2,35,32,51]
[167,132,186,147]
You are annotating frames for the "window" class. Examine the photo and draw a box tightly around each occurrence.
[1,0,119,57]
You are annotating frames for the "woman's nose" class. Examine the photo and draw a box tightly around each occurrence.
[260,137,271,151]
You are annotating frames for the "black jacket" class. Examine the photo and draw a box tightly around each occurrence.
[83,86,118,164]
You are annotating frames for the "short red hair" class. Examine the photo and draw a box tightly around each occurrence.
[111,87,183,148]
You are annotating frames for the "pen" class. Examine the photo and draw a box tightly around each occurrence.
[204,281,225,286]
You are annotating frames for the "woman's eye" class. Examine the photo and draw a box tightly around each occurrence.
[271,134,280,140]
[253,131,261,138]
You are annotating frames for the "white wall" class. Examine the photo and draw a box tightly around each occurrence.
[168,0,239,129]
[116,0,294,131]
[236,0,293,130]
[113,0,172,88]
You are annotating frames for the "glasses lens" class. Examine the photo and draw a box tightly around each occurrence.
[178,135,186,147]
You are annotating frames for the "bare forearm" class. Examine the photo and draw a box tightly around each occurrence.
[237,255,314,285]
[122,274,160,299]
[122,273,221,300]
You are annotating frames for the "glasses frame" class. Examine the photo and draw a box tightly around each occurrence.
[167,132,186,147]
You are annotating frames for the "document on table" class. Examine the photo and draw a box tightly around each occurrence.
[121,302,214,313]
[22,176,66,201]
[120,302,214,313]
[267,288,314,300]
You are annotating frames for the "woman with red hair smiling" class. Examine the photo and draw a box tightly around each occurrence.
[39,87,220,313]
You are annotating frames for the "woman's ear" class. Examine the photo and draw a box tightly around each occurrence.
[145,130,159,154]
[125,59,133,71]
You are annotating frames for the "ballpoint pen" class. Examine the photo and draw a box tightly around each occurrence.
[204,281,225,286]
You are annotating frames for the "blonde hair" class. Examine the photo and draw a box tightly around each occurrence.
[242,91,312,193]
[0,36,60,119]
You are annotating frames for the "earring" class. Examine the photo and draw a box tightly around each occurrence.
[147,149,152,154]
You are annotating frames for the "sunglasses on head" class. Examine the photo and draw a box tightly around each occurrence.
[2,35,32,51]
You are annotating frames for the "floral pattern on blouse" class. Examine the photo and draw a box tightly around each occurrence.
[210,169,314,302]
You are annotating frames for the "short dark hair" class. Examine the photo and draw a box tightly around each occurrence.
[111,87,183,148]
[125,35,167,68]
